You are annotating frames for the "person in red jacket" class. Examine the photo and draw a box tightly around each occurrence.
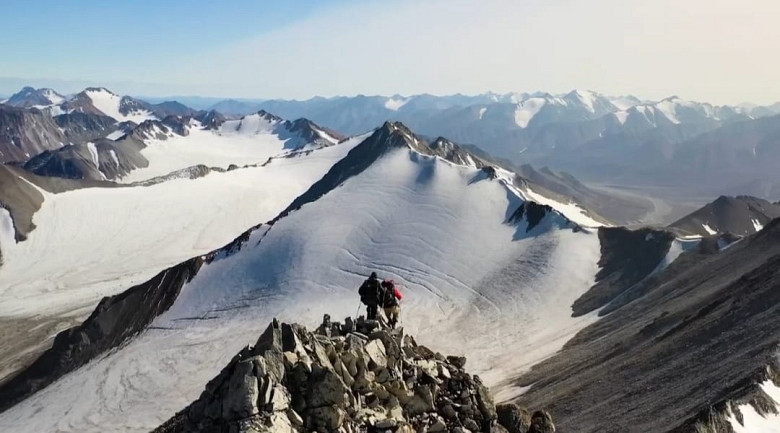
[380,279,403,328]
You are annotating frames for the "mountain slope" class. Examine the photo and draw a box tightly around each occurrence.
[0,122,607,433]
[669,195,780,236]
[0,106,65,163]
[511,218,780,432]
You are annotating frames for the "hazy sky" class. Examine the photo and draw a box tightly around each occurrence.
[2,0,779,104]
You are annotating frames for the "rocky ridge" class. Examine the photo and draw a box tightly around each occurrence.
[154,316,555,433]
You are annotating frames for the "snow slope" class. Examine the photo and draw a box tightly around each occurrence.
[514,98,547,128]
[0,136,363,317]
[84,88,155,123]
[121,119,345,183]
[0,143,602,432]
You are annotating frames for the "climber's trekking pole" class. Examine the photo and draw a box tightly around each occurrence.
[355,300,361,318]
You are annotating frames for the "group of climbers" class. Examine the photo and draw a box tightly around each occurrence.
[358,271,403,328]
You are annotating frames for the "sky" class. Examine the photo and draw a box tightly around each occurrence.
[1,0,779,105]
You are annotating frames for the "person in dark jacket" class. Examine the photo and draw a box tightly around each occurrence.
[358,272,382,320]
[381,279,403,328]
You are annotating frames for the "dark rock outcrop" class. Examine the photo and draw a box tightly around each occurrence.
[154,316,551,433]
[54,111,117,143]
[572,227,675,316]
[509,201,558,233]
[23,134,149,181]
[195,110,227,130]
[0,258,204,413]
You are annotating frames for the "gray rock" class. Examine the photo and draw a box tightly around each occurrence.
[463,419,480,432]
[364,339,388,370]
[269,384,290,412]
[375,418,398,429]
[309,405,346,431]
[222,361,259,419]
[527,410,555,433]
[428,415,447,432]
[254,319,283,355]
[496,403,530,433]
[446,356,467,369]
[405,385,435,416]
[307,368,350,408]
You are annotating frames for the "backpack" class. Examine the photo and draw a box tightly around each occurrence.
[359,277,381,304]
[381,281,399,308]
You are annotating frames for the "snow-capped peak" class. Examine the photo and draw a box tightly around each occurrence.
[565,89,598,113]
[384,95,408,111]
[4,86,66,108]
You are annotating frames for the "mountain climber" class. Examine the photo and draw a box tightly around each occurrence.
[381,279,403,328]
[358,272,382,321]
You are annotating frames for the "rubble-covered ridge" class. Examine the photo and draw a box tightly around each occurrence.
[153,315,556,433]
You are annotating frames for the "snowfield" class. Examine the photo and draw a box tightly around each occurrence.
[0,145,603,433]
[0,136,363,317]
[84,88,155,123]
[120,120,346,183]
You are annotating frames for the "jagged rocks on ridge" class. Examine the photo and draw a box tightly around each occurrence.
[154,315,554,433]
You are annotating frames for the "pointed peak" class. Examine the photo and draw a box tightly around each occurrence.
[83,86,118,95]
[253,109,284,122]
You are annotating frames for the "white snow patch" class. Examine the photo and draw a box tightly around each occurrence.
[752,218,764,232]
[573,90,596,113]
[109,150,120,167]
[727,380,780,433]
[514,98,546,128]
[42,89,64,105]
[384,97,408,111]
[614,110,629,125]
[522,187,606,228]
[656,99,681,124]
[221,112,280,135]
[86,142,99,167]
[85,89,155,123]
[0,207,16,253]
[478,107,487,120]
[106,129,126,140]
[702,223,717,235]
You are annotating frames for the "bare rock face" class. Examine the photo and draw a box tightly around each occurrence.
[154,315,554,433]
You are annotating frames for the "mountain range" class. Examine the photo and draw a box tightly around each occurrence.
[1,84,780,432]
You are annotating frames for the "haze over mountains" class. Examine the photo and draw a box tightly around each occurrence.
[4,85,780,204]
[1,82,780,433]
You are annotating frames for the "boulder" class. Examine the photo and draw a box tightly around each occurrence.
[222,360,259,419]
[254,319,283,355]
[527,410,556,433]
[496,403,530,433]
[446,356,467,369]
[364,339,388,370]
[307,367,350,408]
[309,405,346,431]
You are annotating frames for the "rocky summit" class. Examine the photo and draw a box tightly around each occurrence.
[153,315,554,433]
